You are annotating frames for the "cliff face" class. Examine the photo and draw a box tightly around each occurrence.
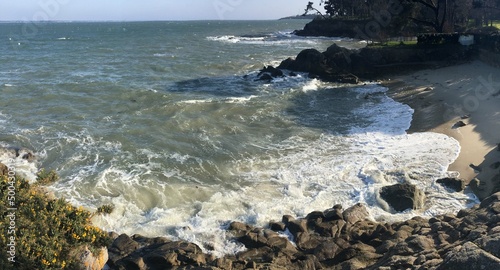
[107,192,500,270]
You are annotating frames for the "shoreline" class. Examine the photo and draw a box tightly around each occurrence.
[385,60,500,200]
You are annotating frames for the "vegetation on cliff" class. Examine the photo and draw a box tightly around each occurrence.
[0,164,111,269]
[300,0,500,38]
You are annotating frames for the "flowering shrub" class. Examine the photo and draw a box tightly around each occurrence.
[0,167,111,269]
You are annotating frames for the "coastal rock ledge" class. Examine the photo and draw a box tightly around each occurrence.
[107,192,500,270]
[267,42,474,84]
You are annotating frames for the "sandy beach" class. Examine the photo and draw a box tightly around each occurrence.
[386,60,500,200]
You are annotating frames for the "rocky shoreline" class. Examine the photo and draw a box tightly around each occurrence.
[106,192,500,269]
[256,42,475,84]
[102,42,500,269]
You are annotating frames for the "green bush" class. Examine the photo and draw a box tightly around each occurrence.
[0,169,111,270]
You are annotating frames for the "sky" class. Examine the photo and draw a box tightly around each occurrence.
[0,0,312,21]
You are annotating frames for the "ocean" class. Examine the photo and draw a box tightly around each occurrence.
[0,20,476,255]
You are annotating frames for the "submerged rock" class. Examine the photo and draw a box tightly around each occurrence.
[380,183,425,212]
[452,120,467,128]
[437,177,466,192]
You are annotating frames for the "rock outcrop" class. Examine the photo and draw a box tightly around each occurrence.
[275,43,475,84]
[437,177,466,192]
[380,183,426,212]
[107,192,500,270]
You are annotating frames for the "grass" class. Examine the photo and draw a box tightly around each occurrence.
[0,167,111,270]
[367,40,418,48]
[492,21,500,30]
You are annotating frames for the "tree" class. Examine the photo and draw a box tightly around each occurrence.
[303,1,328,19]
[407,0,456,32]
[471,0,500,26]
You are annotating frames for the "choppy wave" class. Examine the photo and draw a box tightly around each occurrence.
[206,31,362,49]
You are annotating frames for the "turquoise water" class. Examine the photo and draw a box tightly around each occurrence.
[0,21,471,255]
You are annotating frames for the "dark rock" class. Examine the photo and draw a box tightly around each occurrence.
[22,152,35,162]
[238,231,269,249]
[214,258,233,269]
[311,219,346,237]
[437,177,466,192]
[256,73,273,82]
[282,215,295,225]
[324,44,351,65]
[104,191,500,270]
[293,254,322,270]
[237,246,274,263]
[228,221,252,238]
[380,183,425,212]
[324,207,343,221]
[256,66,286,82]
[480,192,500,209]
[313,238,349,261]
[327,243,380,267]
[286,219,308,239]
[320,72,359,84]
[295,232,322,251]
[490,162,500,169]
[469,163,482,172]
[108,234,140,265]
[131,234,170,247]
[258,66,284,78]
[475,234,500,257]
[266,235,297,252]
[306,211,325,222]
[278,49,326,74]
[269,221,286,232]
[437,242,500,270]
[452,120,467,128]
[469,178,487,194]
[343,203,370,225]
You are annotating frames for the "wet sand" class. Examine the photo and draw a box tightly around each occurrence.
[385,60,500,200]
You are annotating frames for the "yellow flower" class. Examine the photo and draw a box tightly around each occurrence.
[42,259,50,266]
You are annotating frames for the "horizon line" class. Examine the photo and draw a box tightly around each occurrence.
[0,17,310,23]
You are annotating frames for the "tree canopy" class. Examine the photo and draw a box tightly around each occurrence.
[303,0,500,33]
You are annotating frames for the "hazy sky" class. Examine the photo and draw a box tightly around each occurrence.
[0,0,312,21]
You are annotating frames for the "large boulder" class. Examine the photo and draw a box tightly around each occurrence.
[278,48,326,74]
[342,203,370,225]
[437,242,500,270]
[323,43,353,71]
[380,183,425,212]
[436,177,466,192]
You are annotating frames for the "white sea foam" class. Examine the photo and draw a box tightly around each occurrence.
[0,145,39,182]
[77,84,473,257]
[206,32,350,47]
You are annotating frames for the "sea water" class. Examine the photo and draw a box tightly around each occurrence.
[0,21,476,256]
